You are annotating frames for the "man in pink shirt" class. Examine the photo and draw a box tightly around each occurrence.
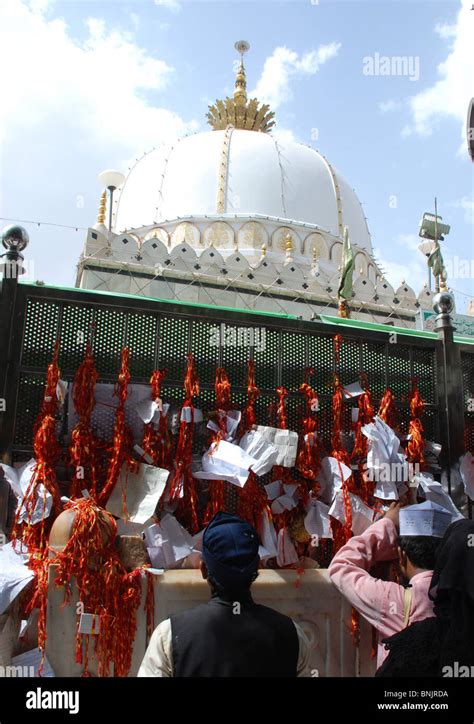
[328,502,450,669]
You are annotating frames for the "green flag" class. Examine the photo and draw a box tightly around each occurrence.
[428,241,447,286]
[338,226,354,301]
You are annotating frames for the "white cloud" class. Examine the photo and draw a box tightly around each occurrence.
[449,196,474,225]
[0,1,196,165]
[154,0,181,12]
[375,234,427,293]
[250,43,341,110]
[379,258,427,294]
[404,0,473,139]
[434,21,457,40]
[271,127,298,144]
[0,0,197,287]
[394,233,420,252]
[379,99,402,113]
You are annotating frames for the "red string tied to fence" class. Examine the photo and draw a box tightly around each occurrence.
[378,388,398,430]
[142,369,172,469]
[203,367,232,524]
[98,348,136,507]
[296,382,321,493]
[69,344,100,498]
[237,361,269,527]
[168,354,200,533]
[407,379,426,467]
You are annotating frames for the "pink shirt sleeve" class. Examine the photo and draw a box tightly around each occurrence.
[328,517,407,636]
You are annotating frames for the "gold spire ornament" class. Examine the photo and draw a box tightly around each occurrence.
[97,190,107,225]
[283,232,294,264]
[284,232,294,255]
[207,41,276,133]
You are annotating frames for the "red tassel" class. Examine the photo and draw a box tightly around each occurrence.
[142,369,172,468]
[98,348,137,507]
[203,368,231,524]
[407,379,426,467]
[237,362,269,526]
[168,354,200,533]
[331,375,353,545]
[69,344,100,498]
[378,388,398,429]
[296,381,321,494]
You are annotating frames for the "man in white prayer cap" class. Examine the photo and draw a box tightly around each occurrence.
[329,499,454,668]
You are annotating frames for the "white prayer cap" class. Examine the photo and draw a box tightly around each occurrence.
[399,500,452,538]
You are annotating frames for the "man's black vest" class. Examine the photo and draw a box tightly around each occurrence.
[170,591,299,677]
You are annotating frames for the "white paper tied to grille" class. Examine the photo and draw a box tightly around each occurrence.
[239,430,279,476]
[56,379,68,406]
[135,398,170,425]
[264,480,299,516]
[78,613,101,635]
[253,426,299,468]
[362,415,407,499]
[304,499,333,540]
[193,439,257,488]
[317,456,353,504]
[180,406,203,423]
[460,452,474,501]
[413,472,463,522]
[105,462,169,524]
[425,440,442,458]
[144,514,202,568]
[399,500,453,538]
[276,527,299,567]
[0,542,34,615]
[258,510,278,559]
[303,431,317,447]
[207,410,241,441]
[342,382,365,400]
[1,459,52,525]
[329,491,374,536]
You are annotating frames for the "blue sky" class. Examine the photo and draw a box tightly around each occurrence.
[1,0,472,311]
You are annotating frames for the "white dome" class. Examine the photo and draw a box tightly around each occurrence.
[114,129,372,252]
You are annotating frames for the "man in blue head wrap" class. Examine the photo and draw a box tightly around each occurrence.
[138,512,310,677]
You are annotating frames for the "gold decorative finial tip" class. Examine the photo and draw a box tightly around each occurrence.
[284,232,294,254]
[207,41,275,133]
[97,189,107,225]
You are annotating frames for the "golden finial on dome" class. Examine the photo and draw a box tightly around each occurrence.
[206,41,276,133]
[284,232,294,255]
[234,41,248,107]
[260,243,267,259]
[97,190,107,225]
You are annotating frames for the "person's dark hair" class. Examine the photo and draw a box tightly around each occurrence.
[208,570,259,599]
[399,536,440,570]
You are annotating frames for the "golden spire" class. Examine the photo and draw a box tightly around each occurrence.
[284,232,294,255]
[312,246,318,265]
[97,190,107,225]
[234,57,247,106]
[207,41,276,133]
[260,243,267,259]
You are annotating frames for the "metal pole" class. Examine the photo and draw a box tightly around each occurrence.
[433,292,465,495]
[434,197,440,294]
[108,187,114,232]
